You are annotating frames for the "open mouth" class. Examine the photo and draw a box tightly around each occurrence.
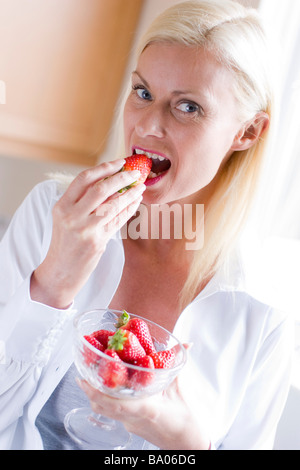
[134,148,171,180]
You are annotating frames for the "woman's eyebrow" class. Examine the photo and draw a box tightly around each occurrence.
[132,70,150,88]
[132,70,194,96]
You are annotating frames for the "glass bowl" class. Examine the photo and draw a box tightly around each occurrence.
[64,308,186,449]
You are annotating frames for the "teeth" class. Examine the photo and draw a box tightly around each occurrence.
[148,171,163,179]
[135,149,167,162]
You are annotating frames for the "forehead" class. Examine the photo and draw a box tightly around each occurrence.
[136,42,236,108]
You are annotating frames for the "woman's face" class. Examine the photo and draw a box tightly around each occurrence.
[123,42,243,205]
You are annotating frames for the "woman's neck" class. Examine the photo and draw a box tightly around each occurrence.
[122,197,205,255]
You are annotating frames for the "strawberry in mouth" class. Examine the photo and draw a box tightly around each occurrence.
[119,150,171,192]
[133,148,171,185]
[118,153,152,192]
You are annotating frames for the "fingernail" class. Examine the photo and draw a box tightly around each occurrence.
[134,183,146,192]
[129,170,141,179]
[114,158,125,166]
[75,376,82,387]
[76,377,87,391]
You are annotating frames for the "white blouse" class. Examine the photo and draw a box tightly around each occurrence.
[0,180,294,450]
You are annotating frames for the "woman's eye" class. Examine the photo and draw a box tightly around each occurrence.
[176,102,200,114]
[133,86,152,101]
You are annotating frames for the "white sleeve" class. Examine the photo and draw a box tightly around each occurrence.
[218,309,294,450]
[0,181,74,442]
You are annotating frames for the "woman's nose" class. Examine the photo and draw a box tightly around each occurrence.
[135,105,166,139]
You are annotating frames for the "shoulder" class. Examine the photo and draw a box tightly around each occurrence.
[190,240,294,336]
[236,236,300,318]
[18,178,70,222]
[28,178,67,206]
[4,179,67,248]
[220,239,295,343]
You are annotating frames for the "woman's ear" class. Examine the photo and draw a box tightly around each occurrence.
[231,111,270,152]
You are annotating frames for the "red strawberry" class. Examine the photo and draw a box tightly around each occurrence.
[117,311,156,355]
[84,334,104,350]
[91,329,114,350]
[108,328,146,363]
[150,349,176,369]
[83,334,104,366]
[119,154,152,191]
[98,349,128,389]
[129,355,155,389]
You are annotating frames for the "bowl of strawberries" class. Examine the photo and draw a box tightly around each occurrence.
[74,308,187,399]
[64,308,187,449]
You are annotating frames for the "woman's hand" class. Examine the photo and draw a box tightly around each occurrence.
[77,374,211,450]
[30,159,145,309]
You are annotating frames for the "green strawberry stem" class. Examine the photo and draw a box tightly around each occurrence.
[116,310,130,328]
[108,329,127,351]
[118,185,132,193]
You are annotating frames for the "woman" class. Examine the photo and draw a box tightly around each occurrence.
[0,0,293,450]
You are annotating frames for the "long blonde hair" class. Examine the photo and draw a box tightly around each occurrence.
[114,0,274,308]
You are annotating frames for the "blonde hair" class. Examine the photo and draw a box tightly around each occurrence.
[114,0,274,308]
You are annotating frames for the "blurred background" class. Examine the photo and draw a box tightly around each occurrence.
[0,0,299,449]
